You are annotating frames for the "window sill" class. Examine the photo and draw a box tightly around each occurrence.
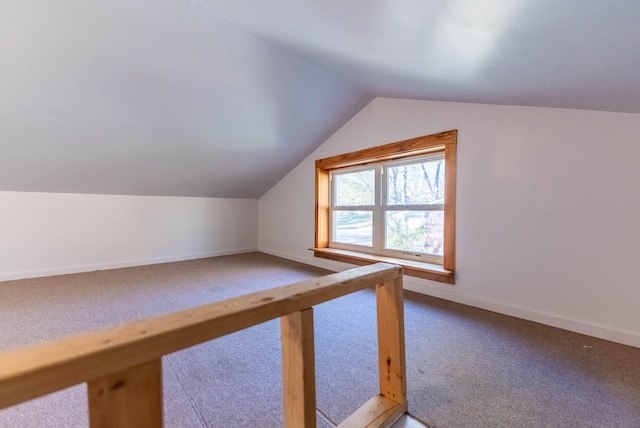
[310,248,454,284]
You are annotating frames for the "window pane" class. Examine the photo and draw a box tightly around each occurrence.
[386,159,445,205]
[334,169,375,206]
[385,211,444,256]
[333,211,373,247]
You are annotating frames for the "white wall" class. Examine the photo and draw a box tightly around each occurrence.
[0,192,258,281]
[259,98,640,348]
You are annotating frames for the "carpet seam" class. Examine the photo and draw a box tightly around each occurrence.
[409,413,433,428]
[166,356,212,428]
[316,407,338,427]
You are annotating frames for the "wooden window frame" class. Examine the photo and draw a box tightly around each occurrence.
[312,130,457,284]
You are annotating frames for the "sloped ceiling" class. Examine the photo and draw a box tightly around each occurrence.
[2,0,639,198]
[216,0,640,113]
[0,1,371,198]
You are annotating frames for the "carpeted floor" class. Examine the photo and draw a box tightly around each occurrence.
[0,252,639,427]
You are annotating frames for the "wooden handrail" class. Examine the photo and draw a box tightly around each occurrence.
[0,263,406,427]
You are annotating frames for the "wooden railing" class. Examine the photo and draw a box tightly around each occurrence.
[0,263,406,428]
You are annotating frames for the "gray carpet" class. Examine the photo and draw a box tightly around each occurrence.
[0,252,639,427]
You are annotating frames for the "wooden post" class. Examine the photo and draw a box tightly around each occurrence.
[88,359,163,428]
[376,277,407,410]
[281,308,316,428]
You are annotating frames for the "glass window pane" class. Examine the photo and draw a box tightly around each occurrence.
[333,211,373,247]
[386,159,445,205]
[334,169,375,206]
[385,211,444,256]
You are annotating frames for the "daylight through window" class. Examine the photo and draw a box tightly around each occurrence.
[313,130,457,284]
[331,153,445,264]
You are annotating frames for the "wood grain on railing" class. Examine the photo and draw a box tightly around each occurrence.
[281,308,316,427]
[0,263,406,428]
[88,359,162,428]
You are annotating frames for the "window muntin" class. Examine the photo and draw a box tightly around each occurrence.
[330,153,445,264]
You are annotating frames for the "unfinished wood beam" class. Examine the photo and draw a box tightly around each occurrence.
[0,263,408,428]
[337,395,404,428]
[376,277,407,409]
[88,359,163,428]
[281,308,316,428]
[0,263,401,410]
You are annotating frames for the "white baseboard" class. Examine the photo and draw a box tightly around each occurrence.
[258,247,640,349]
[0,247,258,282]
[402,278,640,349]
[258,247,353,273]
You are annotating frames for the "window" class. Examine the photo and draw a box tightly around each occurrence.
[312,130,457,284]
[331,153,445,263]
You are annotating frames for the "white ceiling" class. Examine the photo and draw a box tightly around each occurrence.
[1,0,639,198]
[216,0,640,113]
